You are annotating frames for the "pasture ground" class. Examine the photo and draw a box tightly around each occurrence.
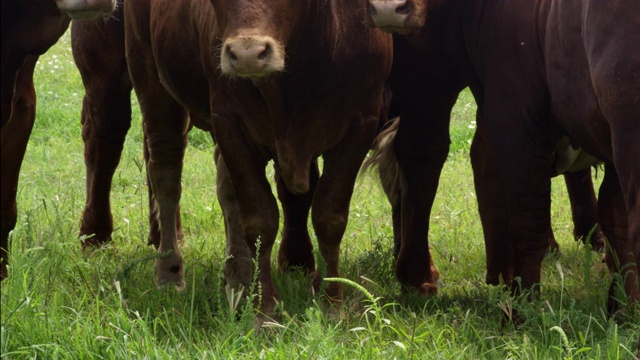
[1,32,639,359]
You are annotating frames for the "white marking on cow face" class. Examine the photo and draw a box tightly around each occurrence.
[55,0,116,19]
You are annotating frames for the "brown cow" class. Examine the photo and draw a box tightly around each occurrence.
[0,0,117,279]
[365,0,639,311]
[124,0,392,321]
[71,4,318,273]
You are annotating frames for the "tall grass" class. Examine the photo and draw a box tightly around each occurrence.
[1,32,638,359]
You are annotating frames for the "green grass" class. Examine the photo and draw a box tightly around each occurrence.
[2,32,639,359]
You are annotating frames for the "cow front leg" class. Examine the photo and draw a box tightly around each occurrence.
[311,115,378,304]
[598,164,639,314]
[276,161,318,274]
[144,131,186,249]
[373,117,440,281]
[393,116,449,295]
[470,132,515,286]
[146,128,188,290]
[215,147,254,291]
[213,127,280,320]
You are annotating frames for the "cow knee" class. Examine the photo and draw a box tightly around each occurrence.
[312,210,347,244]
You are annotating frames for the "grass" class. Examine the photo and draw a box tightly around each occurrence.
[1,31,639,359]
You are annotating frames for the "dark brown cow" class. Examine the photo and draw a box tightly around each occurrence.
[365,115,603,287]
[0,0,116,279]
[365,0,639,310]
[124,0,392,320]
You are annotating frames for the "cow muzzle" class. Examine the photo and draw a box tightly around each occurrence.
[367,0,413,34]
[221,35,285,78]
[55,0,117,19]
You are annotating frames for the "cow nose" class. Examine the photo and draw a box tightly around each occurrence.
[222,36,283,78]
[367,0,412,28]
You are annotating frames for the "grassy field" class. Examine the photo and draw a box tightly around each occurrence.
[1,32,638,359]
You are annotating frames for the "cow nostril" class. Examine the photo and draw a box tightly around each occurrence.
[396,3,411,15]
[258,43,271,61]
[367,3,378,17]
[226,45,237,61]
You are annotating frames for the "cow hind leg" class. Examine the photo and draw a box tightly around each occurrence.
[0,57,38,279]
[564,169,606,251]
[276,161,318,274]
[77,78,132,247]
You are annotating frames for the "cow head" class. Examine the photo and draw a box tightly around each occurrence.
[365,0,427,34]
[55,0,117,19]
[211,0,306,78]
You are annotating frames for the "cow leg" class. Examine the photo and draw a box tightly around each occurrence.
[484,124,552,298]
[0,56,38,279]
[126,20,189,289]
[213,122,280,318]
[564,169,605,250]
[72,24,132,246]
[392,103,451,295]
[470,131,515,286]
[276,161,318,274]
[311,114,378,303]
[374,118,439,281]
[214,147,254,291]
[145,131,186,249]
[143,104,188,290]
[598,165,640,313]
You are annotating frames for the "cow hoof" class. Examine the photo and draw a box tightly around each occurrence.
[223,256,253,289]
[588,231,606,252]
[324,281,344,306]
[418,282,438,296]
[431,267,441,282]
[254,312,282,332]
[154,255,185,291]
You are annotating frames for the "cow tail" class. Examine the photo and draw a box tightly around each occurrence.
[361,117,401,205]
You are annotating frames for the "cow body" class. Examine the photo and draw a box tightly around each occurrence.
[366,0,639,308]
[0,0,116,279]
[125,0,392,319]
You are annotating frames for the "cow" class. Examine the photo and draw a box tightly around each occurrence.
[71,2,321,275]
[364,0,639,313]
[1,0,117,280]
[365,115,604,286]
[124,0,392,321]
